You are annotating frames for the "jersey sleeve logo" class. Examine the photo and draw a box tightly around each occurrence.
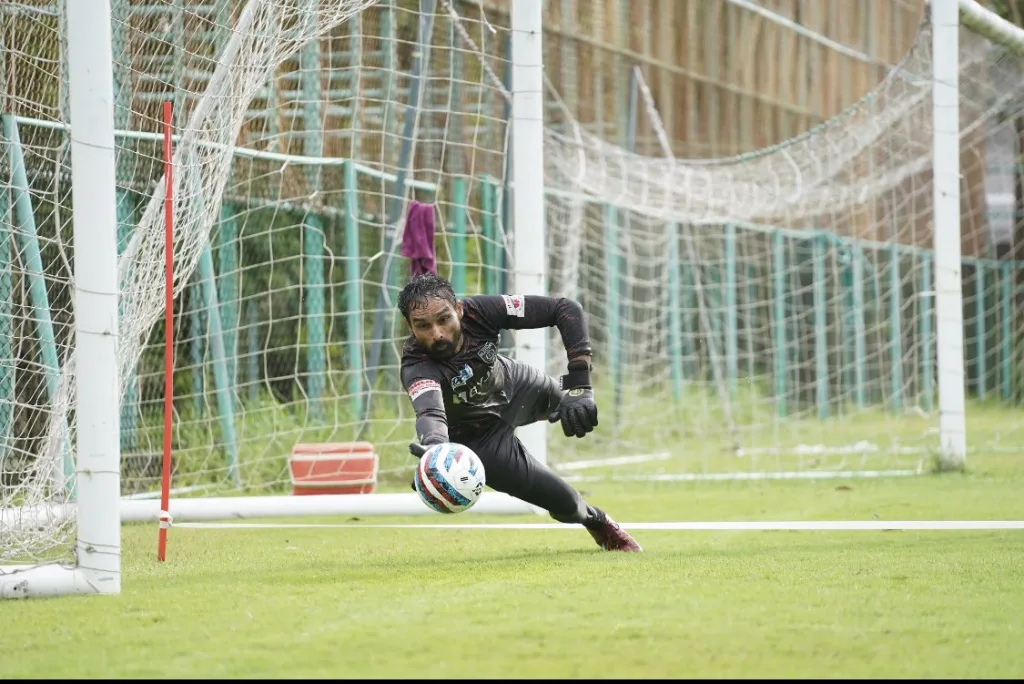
[501,294,525,318]
[407,379,441,401]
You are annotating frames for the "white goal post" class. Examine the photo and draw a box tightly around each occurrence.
[3,0,1024,600]
[0,0,122,599]
[933,0,968,469]
[932,0,1024,467]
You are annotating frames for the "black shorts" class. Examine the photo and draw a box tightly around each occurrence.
[459,361,588,523]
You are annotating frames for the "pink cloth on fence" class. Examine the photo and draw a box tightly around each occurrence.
[400,200,436,277]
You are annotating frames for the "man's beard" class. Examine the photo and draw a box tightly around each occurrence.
[428,334,459,360]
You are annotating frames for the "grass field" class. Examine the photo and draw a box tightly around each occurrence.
[3,451,1024,678]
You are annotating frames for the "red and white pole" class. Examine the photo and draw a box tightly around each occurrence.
[158,100,175,561]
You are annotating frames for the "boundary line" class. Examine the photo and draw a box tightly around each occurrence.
[175,520,1024,531]
[561,469,922,483]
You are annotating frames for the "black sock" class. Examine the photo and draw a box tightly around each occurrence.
[581,505,606,529]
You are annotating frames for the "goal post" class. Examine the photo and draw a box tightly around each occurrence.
[510,0,548,466]
[0,0,122,600]
[932,0,967,470]
[934,0,1024,469]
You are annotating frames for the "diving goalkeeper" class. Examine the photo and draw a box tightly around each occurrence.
[398,272,642,552]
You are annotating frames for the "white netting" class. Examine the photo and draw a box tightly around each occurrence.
[542,12,1024,479]
[0,2,78,566]
[2,0,516,565]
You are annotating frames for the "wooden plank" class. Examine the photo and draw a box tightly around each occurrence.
[778,0,799,141]
[639,0,653,154]
[724,1,739,154]
[685,0,699,150]
[760,0,782,148]
[655,0,675,154]
[743,2,760,153]
[705,0,722,155]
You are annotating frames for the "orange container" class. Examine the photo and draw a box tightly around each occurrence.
[288,442,378,496]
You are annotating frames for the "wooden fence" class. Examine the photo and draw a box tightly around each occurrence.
[480,0,927,157]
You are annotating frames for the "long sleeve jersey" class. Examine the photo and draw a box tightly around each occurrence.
[400,294,592,445]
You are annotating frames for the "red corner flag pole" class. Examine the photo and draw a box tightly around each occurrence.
[158,100,175,561]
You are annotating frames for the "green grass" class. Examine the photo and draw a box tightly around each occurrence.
[4,452,1024,678]
[122,383,1024,496]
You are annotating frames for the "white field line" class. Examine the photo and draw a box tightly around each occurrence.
[176,520,1024,531]
[562,469,922,483]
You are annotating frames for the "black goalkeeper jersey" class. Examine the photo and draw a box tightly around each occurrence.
[400,294,592,445]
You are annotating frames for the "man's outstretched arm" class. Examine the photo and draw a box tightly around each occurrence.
[401,364,449,454]
[461,294,592,363]
[463,294,598,438]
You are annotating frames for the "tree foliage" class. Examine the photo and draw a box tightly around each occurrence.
[985,0,1024,26]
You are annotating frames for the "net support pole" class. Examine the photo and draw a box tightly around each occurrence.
[510,0,548,465]
[932,0,966,469]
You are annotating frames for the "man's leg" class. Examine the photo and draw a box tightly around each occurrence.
[466,422,586,521]
[465,424,641,552]
[491,359,584,518]
[473,363,642,552]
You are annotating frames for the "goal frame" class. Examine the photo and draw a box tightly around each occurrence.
[932,0,967,469]
[0,0,122,599]
[1,0,547,599]
[932,0,1024,468]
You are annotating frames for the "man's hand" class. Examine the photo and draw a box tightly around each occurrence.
[549,360,598,438]
[408,442,428,491]
[549,387,599,438]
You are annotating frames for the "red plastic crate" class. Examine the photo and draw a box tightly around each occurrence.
[288,441,378,496]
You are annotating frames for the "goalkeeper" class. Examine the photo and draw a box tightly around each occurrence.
[398,272,642,552]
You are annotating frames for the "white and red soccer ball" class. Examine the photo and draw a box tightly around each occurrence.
[413,443,486,514]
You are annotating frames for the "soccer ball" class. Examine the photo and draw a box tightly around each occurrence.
[413,443,486,514]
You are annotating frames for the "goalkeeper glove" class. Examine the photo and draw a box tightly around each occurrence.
[408,443,427,491]
[548,359,598,438]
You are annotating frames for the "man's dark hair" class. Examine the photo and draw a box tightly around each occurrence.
[397,272,457,321]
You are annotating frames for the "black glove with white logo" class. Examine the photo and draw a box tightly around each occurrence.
[548,360,598,438]
[409,442,428,459]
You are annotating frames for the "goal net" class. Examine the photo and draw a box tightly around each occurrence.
[2,0,527,595]
[543,1,1024,482]
[2,0,1024,595]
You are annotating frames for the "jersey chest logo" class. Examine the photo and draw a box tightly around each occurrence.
[451,365,480,404]
[450,342,499,404]
[451,364,474,392]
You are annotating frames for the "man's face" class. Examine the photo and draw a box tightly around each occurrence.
[407,297,464,360]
